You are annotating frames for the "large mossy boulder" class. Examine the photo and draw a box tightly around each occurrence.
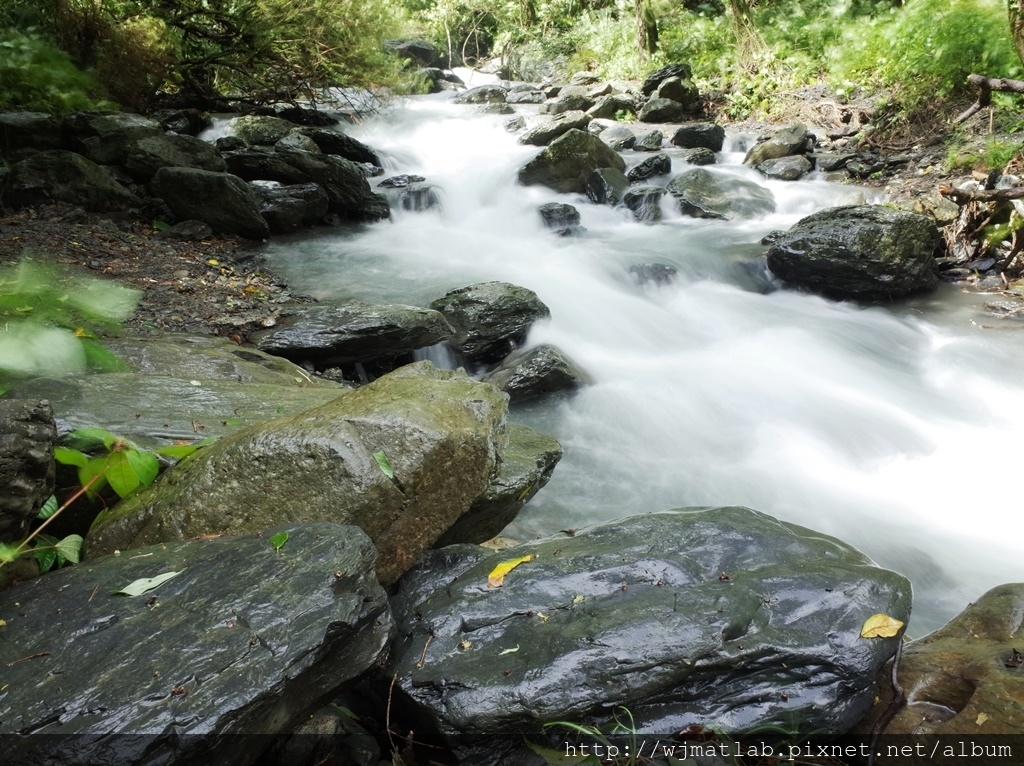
[1,522,392,766]
[454,85,509,104]
[430,282,551,366]
[253,302,454,368]
[518,111,592,147]
[389,506,912,763]
[671,122,725,151]
[84,363,509,586]
[0,111,63,158]
[1,150,138,211]
[667,167,776,220]
[223,148,389,221]
[123,132,226,181]
[637,97,687,123]
[744,123,814,166]
[518,129,626,194]
[765,205,940,300]
[252,181,330,233]
[297,127,383,167]
[152,167,269,240]
[641,63,694,96]
[855,583,1024,746]
[62,110,163,165]
[230,114,297,145]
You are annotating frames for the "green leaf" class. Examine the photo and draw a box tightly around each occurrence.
[64,427,118,450]
[37,494,59,520]
[155,444,201,459]
[269,531,289,552]
[33,534,59,573]
[153,219,173,232]
[372,450,394,479]
[0,542,22,564]
[124,448,159,488]
[104,451,140,498]
[112,571,181,596]
[81,339,131,372]
[53,446,89,468]
[55,534,83,564]
[79,455,110,496]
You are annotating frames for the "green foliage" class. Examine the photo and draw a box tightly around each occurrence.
[269,531,289,553]
[55,427,175,501]
[373,450,395,479]
[946,137,1024,171]
[0,28,109,114]
[828,0,1020,111]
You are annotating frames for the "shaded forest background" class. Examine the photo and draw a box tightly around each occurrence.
[3,0,1024,132]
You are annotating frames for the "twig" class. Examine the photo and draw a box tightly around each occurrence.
[867,635,906,766]
[416,634,433,669]
[7,652,51,666]
[939,184,1024,205]
[89,584,99,602]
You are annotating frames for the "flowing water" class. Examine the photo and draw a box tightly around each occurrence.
[260,92,1024,635]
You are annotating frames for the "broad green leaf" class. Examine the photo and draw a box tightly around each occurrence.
[153,219,172,232]
[112,571,181,597]
[0,543,21,564]
[55,534,83,565]
[37,494,59,520]
[53,446,89,468]
[155,444,201,459]
[64,427,118,450]
[104,451,140,498]
[79,455,110,496]
[487,555,532,588]
[33,535,58,573]
[124,448,159,488]
[372,450,394,479]
[269,531,289,552]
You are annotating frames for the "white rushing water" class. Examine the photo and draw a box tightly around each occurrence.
[262,95,1024,634]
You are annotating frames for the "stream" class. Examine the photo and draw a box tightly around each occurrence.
[260,89,1024,635]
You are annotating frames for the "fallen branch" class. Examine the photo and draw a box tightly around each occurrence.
[956,74,1024,123]
[939,184,1024,205]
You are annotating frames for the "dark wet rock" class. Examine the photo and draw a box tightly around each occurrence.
[253,182,329,233]
[760,229,786,246]
[641,63,694,96]
[399,184,442,212]
[744,123,814,166]
[671,123,725,151]
[295,128,382,167]
[1,522,392,766]
[766,205,940,301]
[678,146,717,166]
[454,85,509,104]
[586,166,630,206]
[629,262,678,286]
[856,583,1024,743]
[215,135,246,152]
[628,153,672,183]
[386,38,448,68]
[0,399,56,544]
[656,75,699,107]
[599,124,636,150]
[505,90,545,104]
[814,152,856,172]
[378,174,426,188]
[254,303,454,368]
[10,335,344,448]
[518,129,625,195]
[123,132,226,181]
[638,97,686,123]
[517,111,592,147]
[223,149,389,222]
[538,202,581,234]
[757,155,814,181]
[388,506,911,763]
[667,167,776,220]
[0,111,63,157]
[275,131,321,154]
[586,94,637,121]
[545,93,595,114]
[154,219,214,241]
[435,423,562,547]
[419,67,464,94]
[230,114,296,145]
[624,185,669,222]
[430,282,551,367]
[846,159,885,177]
[481,343,590,403]
[152,167,269,239]
[478,103,514,115]
[1,150,137,211]
[62,111,162,165]
[85,363,508,586]
[504,116,526,133]
[150,108,210,136]
[632,129,663,152]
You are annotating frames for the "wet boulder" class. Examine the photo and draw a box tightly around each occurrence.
[538,202,582,235]
[671,123,725,151]
[0,111,63,158]
[62,111,162,165]
[123,132,226,181]
[667,167,776,220]
[855,583,1024,745]
[765,205,940,300]
[505,89,545,104]
[388,506,911,763]
[518,129,626,194]
[85,362,509,586]
[599,124,636,150]
[1,150,137,211]
[150,108,210,135]
[152,167,269,239]
[757,154,814,181]
[586,166,630,206]
[275,130,321,153]
[230,114,297,145]
[518,111,592,147]
[627,153,672,183]
[544,92,595,115]
[744,123,815,166]
[679,146,717,166]
[624,185,669,222]
[641,63,694,96]
[430,282,551,366]
[637,97,687,123]
[296,128,383,167]
[252,181,329,233]
[419,67,465,94]
[0,399,56,544]
[632,128,663,152]
[454,84,509,104]
[586,94,637,121]
[629,262,678,286]
[1,522,392,766]
[481,343,590,403]
[656,76,699,108]
[435,423,562,547]
[386,38,448,68]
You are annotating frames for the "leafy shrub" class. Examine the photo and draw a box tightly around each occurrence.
[0,29,108,113]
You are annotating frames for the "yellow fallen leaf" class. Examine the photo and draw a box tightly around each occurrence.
[208,258,219,266]
[536,612,549,623]
[976,712,989,726]
[487,555,532,588]
[860,613,904,638]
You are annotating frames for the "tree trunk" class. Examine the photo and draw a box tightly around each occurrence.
[635,0,658,63]
[1011,1,1024,66]
[727,0,769,72]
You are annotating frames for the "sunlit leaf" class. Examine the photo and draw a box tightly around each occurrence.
[112,571,181,596]
[104,451,140,498]
[53,446,88,468]
[124,448,159,488]
[64,427,118,451]
[55,534,83,564]
[860,613,904,638]
[498,644,520,655]
[37,494,59,520]
[269,531,289,552]
[487,554,532,588]
[373,450,394,479]
[155,444,201,459]
[0,543,21,564]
